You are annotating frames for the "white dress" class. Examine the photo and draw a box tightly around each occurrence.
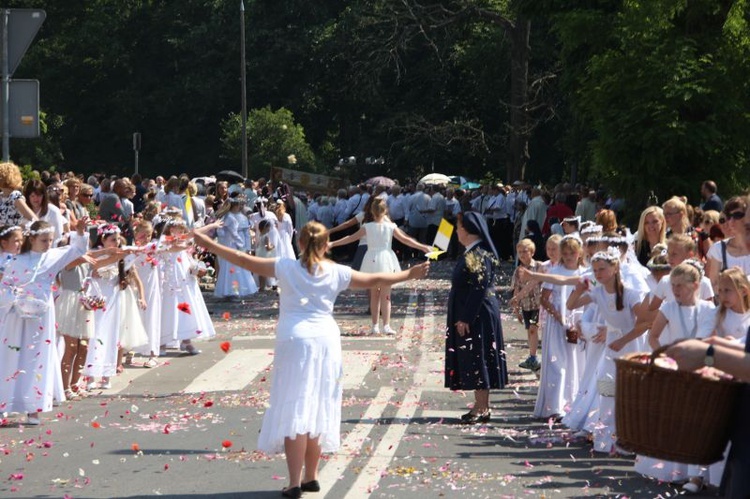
[130,243,163,356]
[214,213,258,297]
[533,264,584,418]
[276,213,296,260]
[257,258,352,454]
[0,233,88,412]
[160,248,216,344]
[84,262,122,378]
[359,222,400,274]
[117,259,149,351]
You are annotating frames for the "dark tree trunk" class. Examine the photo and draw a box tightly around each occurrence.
[507,17,530,184]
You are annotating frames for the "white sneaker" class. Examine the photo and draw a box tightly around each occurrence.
[382,325,396,335]
[25,413,40,426]
[370,324,380,335]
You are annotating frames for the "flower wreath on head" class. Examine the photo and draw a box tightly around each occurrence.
[165,218,187,228]
[561,234,583,245]
[682,258,705,277]
[0,225,21,237]
[580,224,603,236]
[591,246,621,263]
[98,224,121,236]
[26,226,55,236]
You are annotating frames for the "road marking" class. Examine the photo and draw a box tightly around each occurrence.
[109,366,156,394]
[231,335,392,342]
[183,349,274,393]
[317,387,395,497]
[341,351,381,389]
[344,291,436,498]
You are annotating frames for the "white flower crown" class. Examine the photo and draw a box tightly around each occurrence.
[26,226,55,236]
[0,225,21,237]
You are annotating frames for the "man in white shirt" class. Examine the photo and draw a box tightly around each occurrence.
[470,184,491,213]
[426,185,446,245]
[387,185,406,226]
[575,189,598,222]
[520,187,547,238]
[307,193,321,222]
[333,189,349,225]
[406,183,431,258]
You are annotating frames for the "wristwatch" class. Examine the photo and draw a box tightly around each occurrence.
[704,344,715,367]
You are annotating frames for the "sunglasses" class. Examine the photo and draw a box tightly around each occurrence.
[726,211,745,221]
[719,217,726,224]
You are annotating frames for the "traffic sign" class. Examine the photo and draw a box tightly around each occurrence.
[0,9,46,76]
[0,79,39,137]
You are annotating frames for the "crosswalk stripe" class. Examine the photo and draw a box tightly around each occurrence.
[341,351,380,390]
[344,291,435,498]
[317,387,395,497]
[183,349,274,393]
[232,335,392,342]
[109,365,156,395]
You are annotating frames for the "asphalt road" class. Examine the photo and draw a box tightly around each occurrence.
[0,260,695,498]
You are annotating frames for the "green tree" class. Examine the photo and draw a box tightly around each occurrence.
[220,107,317,180]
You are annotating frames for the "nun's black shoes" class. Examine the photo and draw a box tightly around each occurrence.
[301,480,321,492]
[281,486,302,498]
[460,410,491,424]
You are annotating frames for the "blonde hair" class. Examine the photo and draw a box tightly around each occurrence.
[670,261,702,284]
[716,268,750,334]
[517,238,535,253]
[559,236,583,267]
[299,221,328,275]
[134,220,154,238]
[635,206,666,255]
[667,233,696,254]
[0,161,23,190]
[546,234,562,248]
[370,197,388,218]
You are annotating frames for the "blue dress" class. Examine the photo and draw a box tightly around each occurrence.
[444,244,507,390]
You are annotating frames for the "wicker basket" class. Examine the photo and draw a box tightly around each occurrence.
[615,348,741,464]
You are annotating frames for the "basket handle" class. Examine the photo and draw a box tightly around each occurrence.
[647,339,687,372]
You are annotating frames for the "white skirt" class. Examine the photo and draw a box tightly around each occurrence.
[119,287,149,351]
[55,289,94,340]
[258,335,342,454]
[359,248,400,274]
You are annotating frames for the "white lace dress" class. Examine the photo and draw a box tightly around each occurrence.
[359,222,400,274]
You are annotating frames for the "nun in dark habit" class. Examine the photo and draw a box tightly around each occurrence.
[445,211,508,424]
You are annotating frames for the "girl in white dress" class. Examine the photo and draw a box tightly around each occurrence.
[274,202,296,260]
[214,198,257,298]
[159,218,216,354]
[328,198,431,334]
[534,235,585,419]
[130,221,163,367]
[192,220,429,498]
[636,261,716,483]
[0,218,89,425]
[0,225,23,312]
[567,247,648,453]
[254,219,275,292]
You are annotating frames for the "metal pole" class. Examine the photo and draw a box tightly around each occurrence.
[240,0,248,179]
[134,150,139,175]
[2,9,10,162]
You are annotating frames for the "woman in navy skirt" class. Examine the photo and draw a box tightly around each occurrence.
[445,211,508,423]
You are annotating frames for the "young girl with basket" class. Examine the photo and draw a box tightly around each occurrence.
[567,247,648,453]
[534,235,585,419]
[130,221,163,367]
[636,261,716,483]
[0,218,89,425]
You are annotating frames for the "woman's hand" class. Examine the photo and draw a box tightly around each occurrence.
[574,277,589,293]
[665,339,709,371]
[608,337,627,352]
[455,321,470,337]
[407,261,430,280]
[195,220,223,233]
[75,216,90,235]
[138,298,147,310]
[592,325,607,344]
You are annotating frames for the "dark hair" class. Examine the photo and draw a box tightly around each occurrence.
[23,179,49,217]
[258,219,271,233]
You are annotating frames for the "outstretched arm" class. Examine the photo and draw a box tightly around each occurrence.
[327,216,358,236]
[328,226,365,249]
[393,227,432,253]
[193,229,276,278]
[349,262,429,290]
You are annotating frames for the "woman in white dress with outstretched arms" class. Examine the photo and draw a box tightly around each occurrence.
[192,220,429,499]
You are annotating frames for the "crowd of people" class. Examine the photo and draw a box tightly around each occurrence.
[0,160,748,497]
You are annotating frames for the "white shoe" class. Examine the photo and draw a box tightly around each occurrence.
[682,479,703,494]
[370,324,380,335]
[25,413,40,426]
[382,325,396,335]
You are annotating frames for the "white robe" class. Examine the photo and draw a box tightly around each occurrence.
[0,233,88,413]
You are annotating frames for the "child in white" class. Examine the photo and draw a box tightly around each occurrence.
[159,218,216,354]
[214,198,257,298]
[636,260,716,483]
[130,221,163,367]
[0,219,89,425]
[327,198,431,334]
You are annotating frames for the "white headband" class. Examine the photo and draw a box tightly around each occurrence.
[0,225,21,237]
[591,246,621,263]
[99,225,121,236]
[26,226,55,236]
[581,224,603,235]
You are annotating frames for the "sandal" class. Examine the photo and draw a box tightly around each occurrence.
[460,410,491,424]
[144,358,158,368]
[124,352,134,366]
[64,389,78,400]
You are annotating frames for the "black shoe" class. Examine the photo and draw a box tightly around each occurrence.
[301,480,320,492]
[460,410,491,424]
[281,487,302,498]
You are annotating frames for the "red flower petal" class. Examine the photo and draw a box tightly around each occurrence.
[177,302,191,314]
[220,341,231,353]
[221,440,232,449]
[222,312,231,321]
[131,443,140,452]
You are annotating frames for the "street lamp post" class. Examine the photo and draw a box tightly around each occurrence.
[240,0,248,179]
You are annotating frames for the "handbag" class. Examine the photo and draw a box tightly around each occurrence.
[565,327,579,344]
[8,257,49,320]
[79,277,106,311]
